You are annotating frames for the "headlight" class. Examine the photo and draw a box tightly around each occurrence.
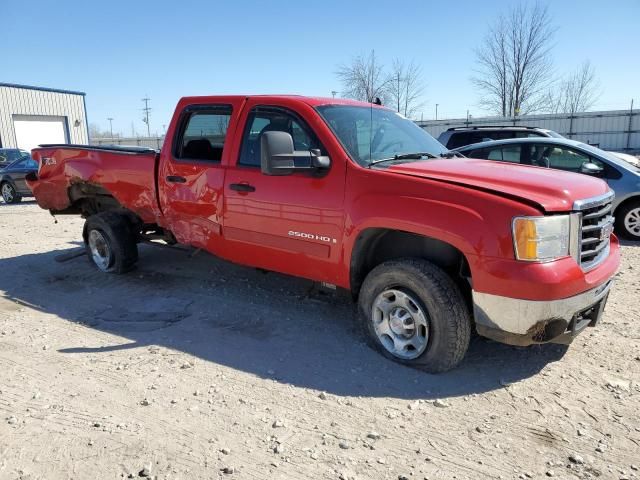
[512,215,571,261]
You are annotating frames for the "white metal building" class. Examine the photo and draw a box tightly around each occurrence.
[0,83,88,152]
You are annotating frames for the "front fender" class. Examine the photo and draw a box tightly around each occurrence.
[339,167,541,288]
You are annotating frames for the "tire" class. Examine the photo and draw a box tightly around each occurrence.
[358,258,471,373]
[1,182,22,204]
[84,212,139,274]
[615,200,640,240]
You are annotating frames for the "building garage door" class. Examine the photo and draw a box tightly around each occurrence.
[13,115,68,152]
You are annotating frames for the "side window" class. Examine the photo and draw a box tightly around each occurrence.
[466,148,490,159]
[175,105,232,161]
[7,150,21,162]
[238,108,323,167]
[448,133,474,149]
[501,145,521,163]
[544,146,592,172]
[486,148,503,161]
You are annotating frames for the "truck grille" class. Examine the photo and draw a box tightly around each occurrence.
[574,192,614,271]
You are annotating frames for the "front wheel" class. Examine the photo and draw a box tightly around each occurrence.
[84,212,138,273]
[616,200,640,240]
[358,258,471,373]
[1,182,21,204]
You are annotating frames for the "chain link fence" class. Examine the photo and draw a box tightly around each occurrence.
[90,136,165,150]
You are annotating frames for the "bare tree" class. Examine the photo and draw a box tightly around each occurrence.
[473,3,555,116]
[89,123,111,139]
[549,61,600,114]
[388,59,425,118]
[336,50,390,103]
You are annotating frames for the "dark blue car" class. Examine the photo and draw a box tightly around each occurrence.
[1,156,38,204]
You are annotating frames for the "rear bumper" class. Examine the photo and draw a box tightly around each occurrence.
[473,279,612,346]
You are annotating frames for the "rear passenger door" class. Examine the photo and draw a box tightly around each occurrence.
[8,158,38,193]
[159,100,244,253]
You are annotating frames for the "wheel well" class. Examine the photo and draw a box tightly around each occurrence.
[614,196,640,217]
[66,183,123,216]
[350,228,472,299]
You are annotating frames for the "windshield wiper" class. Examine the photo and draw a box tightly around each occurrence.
[440,151,465,158]
[368,152,439,167]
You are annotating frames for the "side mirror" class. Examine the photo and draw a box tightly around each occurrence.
[260,131,330,176]
[580,162,603,175]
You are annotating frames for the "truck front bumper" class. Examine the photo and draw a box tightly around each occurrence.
[473,279,613,346]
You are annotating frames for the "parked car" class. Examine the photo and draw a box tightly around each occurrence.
[0,156,39,203]
[455,137,640,239]
[609,151,640,167]
[437,126,563,149]
[0,148,31,168]
[27,95,619,372]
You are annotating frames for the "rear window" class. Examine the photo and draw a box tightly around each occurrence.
[175,105,232,161]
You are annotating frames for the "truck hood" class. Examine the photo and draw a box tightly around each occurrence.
[387,158,610,212]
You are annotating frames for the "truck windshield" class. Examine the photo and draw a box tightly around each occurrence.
[316,105,448,167]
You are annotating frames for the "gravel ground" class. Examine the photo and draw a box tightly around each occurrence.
[0,202,638,480]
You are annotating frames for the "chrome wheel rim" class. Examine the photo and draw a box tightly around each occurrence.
[624,207,640,237]
[88,230,112,271]
[371,289,429,360]
[1,184,14,203]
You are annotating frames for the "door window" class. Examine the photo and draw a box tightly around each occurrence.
[539,145,598,172]
[175,105,232,161]
[481,145,521,163]
[238,107,323,167]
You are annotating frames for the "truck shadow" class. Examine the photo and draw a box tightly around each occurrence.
[0,243,570,400]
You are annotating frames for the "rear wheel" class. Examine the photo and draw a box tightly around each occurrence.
[84,212,138,273]
[615,200,640,240]
[358,258,471,373]
[1,182,21,204]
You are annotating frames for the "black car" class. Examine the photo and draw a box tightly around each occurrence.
[0,148,31,169]
[437,126,563,150]
[0,156,38,204]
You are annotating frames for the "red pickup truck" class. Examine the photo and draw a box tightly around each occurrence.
[28,95,620,372]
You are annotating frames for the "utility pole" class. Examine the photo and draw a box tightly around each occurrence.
[141,96,152,137]
[331,90,338,98]
[107,118,114,139]
[435,104,439,120]
[396,72,401,113]
[626,98,634,151]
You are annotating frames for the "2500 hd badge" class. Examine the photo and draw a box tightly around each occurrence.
[288,230,337,244]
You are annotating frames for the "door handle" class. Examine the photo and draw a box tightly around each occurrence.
[166,175,186,183]
[229,183,256,193]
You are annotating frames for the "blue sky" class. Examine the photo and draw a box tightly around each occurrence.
[3,0,638,136]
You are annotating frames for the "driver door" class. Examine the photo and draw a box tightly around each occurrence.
[221,101,346,284]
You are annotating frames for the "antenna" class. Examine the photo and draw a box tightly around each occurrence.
[141,96,152,137]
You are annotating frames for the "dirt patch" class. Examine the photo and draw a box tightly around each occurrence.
[1,203,639,479]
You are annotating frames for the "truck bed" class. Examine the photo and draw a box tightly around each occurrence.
[30,144,161,223]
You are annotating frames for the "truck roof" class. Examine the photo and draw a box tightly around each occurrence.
[178,95,381,108]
